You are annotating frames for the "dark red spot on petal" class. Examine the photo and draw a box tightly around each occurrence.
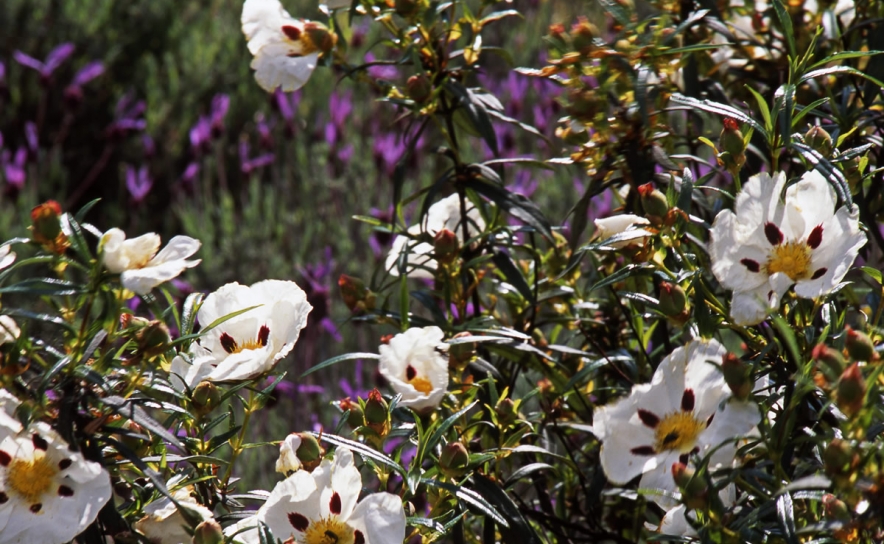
[58,458,72,470]
[406,365,417,381]
[32,433,48,451]
[741,258,760,273]
[30,503,42,513]
[354,530,365,544]
[706,413,715,427]
[811,268,827,280]
[281,25,302,41]
[630,446,656,456]
[329,491,342,515]
[764,222,784,246]
[637,409,660,428]
[58,485,74,497]
[0,492,7,504]
[0,450,10,466]
[288,512,309,532]
[258,325,270,347]
[220,333,237,353]
[807,225,824,249]
[681,389,695,412]
[678,453,690,464]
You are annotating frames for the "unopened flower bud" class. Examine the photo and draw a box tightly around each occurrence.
[671,462,706,510]
[395,0,419,17]
[303,22,336,55]
[363,389,390,437]
[812,343,845,375]
[822,494,851,522]
[406,74,432,103]
[722,353,752,400]
[120,420,150,457]
[439,442,470,479]
[570,16,596,54]
[658,282,686,317]
[433,228,459,264]
[30,200,69,253]
[495,397,517,425]
[638,183,669,219]
[718,118,746,172]
[191,381,221,418]
[837,362,865,417]
[842,155,863,190]
[805,126,833,157]
[824,439,857,477]
[845,326,876,362]
[339,397,365,429]
[295,432,325,471]
[192,519,223,544]
[448,332,476,368]
[136,321,171,359]
[567,89,597,122]
[338,274,376,315]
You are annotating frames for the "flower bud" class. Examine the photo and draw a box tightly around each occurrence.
[637,183,669,220]
[570,17,596,54]
[823,439,857,477]
[822,494,851,522]
[406,74,432,103]
[295,432,325,472]
[495,397,517,425]
[658,282,686,317]
[303,22,336,55]
[812,343,844,375]
[30,200,69,253]
[718,118,746,172]
[120,420,150,457]
[845,326,876,362]
[191,381,221,418]
[448,332,476,368]
[433,228,459,264]
[338,274,376,315]
[567,89,598,122]
[722,353,752,400]
[837,362,865,417]
[136,321,171,359]
[363,389,390,437]
[671,462,706,510]
[192,519,223,544]
[339,397,365,429]
[805,126,833,157]
[439,442,470,479]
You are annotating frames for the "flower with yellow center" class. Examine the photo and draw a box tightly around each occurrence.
[100,228,201,296]
[0,420,112,543]
[592,340,760,508]
[378,326,449,412]
[244,448,405,544]
[710,170,866,326]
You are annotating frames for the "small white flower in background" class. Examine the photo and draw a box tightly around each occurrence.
[258,447,406,544]
[379,326,449,412]
[0,315,20,347]
[0,421,113,544]
[100,228,201,296]
[188,280,312,383]
[710,171,866,326]
[242,0,336,92]
[276,433,302,475]
[386,193,485,279]
[135,482,214,544]
[0,244,15,270]
[591,339,760,507]
[593,214,652,249]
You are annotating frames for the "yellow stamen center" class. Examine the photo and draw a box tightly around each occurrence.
[7,454,57,503]
[303,517,354,544]
[408,376,434,395]
[654,412,705,453]
[765,241,812,281]
[230,338,264,354]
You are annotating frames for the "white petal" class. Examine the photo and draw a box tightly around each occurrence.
[655,504,698,537]
[242,0,300,55]
[276,433,302,474]
[346,492,407,544]
[729,273,790,326]
[260,470,322,540]
[709,210,769,291]
[0,316,21,346]
[324,448,362,520]
[0,245,16,270]
[378,327,449,411]
[783,170,837,240]
[252,48,318,93]
[795,205,866,298]
[638,450,683,508]
[120,258,200,295]
[148,235,201,266]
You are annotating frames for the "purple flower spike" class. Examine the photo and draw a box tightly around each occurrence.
[106,93,147,139]
[365,52,398,80]
[2,148,27,189]
[210,94,230,136]
[125,164,153,203]
[275,90,301,138]
[24,122,38,153]
[64,61,104,108]
[182,162,200,186]
[239,140,274,174]
[14,43,75,83]
[189,116,212,153]
[328,91,353,132]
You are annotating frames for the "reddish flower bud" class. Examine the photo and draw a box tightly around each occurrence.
[294,432,325,471]
[406,74,432,103]
[638,182,669,219]
[718,118,746,172]
[570,17,596,54]
[845,326,876,362]
[722,353,752,400]
[339,397,364,429]
[338,274,375,315]
[812,343,845,375]
[30,200,69,254]
[837,362,865,417]
[433,228,459,264]
[658,282,686,317]
[805,126,833,157]
[363,389,390,437]
[439,442,470,479]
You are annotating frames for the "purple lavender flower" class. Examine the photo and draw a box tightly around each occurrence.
[256,112,274,151]
[368,207,394,257]
[1,147,27,189]
[510,170,539,198]
[325,91,353,147]
[210,94,230,136]
[502,72,530,117]
[372,131,404,176]
[63,61,104,108]
[106,93,147,140]
[365,52,398,80]
[181,162,200,186]
[300,247,342,342]
[24,122,38,156]
[239,139,274,175]
[274,89,301,138]
[189,116,212,154]
[125,164,153,203]
[142,134,156,159]
[14,43,76,84]
[339,359,368,399]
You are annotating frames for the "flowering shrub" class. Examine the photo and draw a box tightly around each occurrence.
[3,0,884,543]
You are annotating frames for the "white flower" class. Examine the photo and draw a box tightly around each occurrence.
[592,340,760,507]
[710,171,866,326]
[0,316,20,347]
[242,0,335,92]
[191,280,312,382]
[386,193,485,279]
[135,483,214,544]
[0,244,15,270]
[593,214,652,248]
[0,389,22,442]
[276,433,302,475]
[100,228,201,296]
[0,421,113,544]
[378,326,449,412]
[258,448,406,544]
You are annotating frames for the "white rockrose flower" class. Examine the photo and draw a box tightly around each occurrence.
[591,340,760,507]
[0,316,20,347]
[709,171,866,326]
[593,214,652,249]
[135,483,214,544]
[100,228,201,296]
[0,389,22,441]
[193,280,312,382]
[242,0,336,92]
[0,244,15,270]
[0,421,113,543]
[259,448,406,544]
[275,433,302,475]
[386,193,485,279]
[378,326,449,412]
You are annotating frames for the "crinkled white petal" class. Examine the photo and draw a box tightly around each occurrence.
[252,48,318,93]
[594,214,652,248]
[242,0,301,55]
[275,433,302,475]
[0,316,20,346]
[0,245,16,271]
[378,326,449,411]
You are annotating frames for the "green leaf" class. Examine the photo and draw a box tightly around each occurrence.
[744,85,772,134]
[300,352,380,379]
[774,84,795,147]
[808,50,884,71]
[776,492,800,544]
[101,396,184,450]
[462,178,553,240]
[799,66,884,90]
[861,266,882,285]
[491,249,534,303]
[472,474,542,541]
[479,9,522,26]
[771,0,797,61]
[314,432,405,476]
[423,402,478,460]
[422,478,509,527]
[791,97,829,128]
[677,167,694,213]
[503,463,556,488]
[588,263,655,294]
[670,94,768,140]
[445,82,498,155]
[0,278,85,296]
[180,292,204,337]
[791,142,852,207]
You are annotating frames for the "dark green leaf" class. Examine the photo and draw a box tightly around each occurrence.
[445,82,498,155]
[463,178,553,240]
[314,432,405,476]
[799,66,884,90]
[422,478,509,527]
[792,142,852,207]
[300,352,380,379]
[101,396,184,450]
[771,0,796,61]
[776,492,800,544]
[670,94,768,140]
[491,249,534,303]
